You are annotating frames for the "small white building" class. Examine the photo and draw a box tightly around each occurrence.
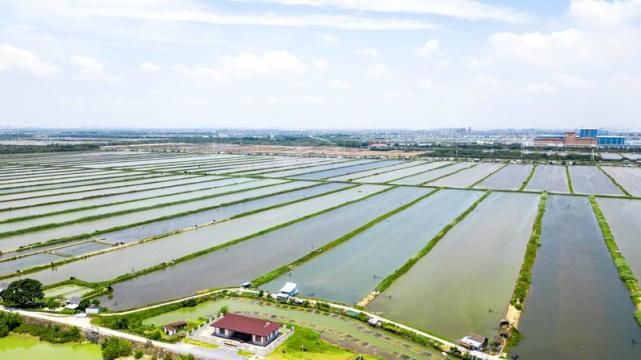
[276,282,298,301]
[64,296,81,310]
[85,306,101,314]
[458,334,488,351]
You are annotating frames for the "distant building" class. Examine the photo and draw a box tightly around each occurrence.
[579,128,598,138]
[211,314,280,346]
[597,135,626,147]
[85,306,101,315]
[533,131,597,147]
[368,143,390,151]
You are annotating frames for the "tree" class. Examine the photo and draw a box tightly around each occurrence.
[101,337,132,360]
[134,349,144,359]
[219,305,229,315]
[1,279,44,308]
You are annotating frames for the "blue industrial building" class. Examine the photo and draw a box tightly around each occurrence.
[597,136,626,147]
[579,128,598,138]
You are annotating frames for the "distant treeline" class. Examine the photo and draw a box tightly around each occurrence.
[0,144,101,154]
[423,145,598,161]
[173,135,368,148]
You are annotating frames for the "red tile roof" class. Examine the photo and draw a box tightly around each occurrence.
[211,314,280,337]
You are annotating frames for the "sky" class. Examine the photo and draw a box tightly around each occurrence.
[0,0,640,130]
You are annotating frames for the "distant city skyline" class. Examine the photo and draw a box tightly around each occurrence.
[1,0,640,130]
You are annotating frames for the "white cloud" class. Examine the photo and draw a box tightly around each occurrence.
[329,78,347,88]
[522,82,559,95]
[477,74,504,89]
[69,55,120,82]
[301,94,323,103]
[313,58,329,71]
[140,62,161,72]
[220,50,305,76]
[175,50,306,79]
[418,78,433,89]
[570,0,641,29]
[466,56,495,69]
[489,27,639,67]
[553,72,591,89]
[415,39,443,59]
[384,89,416,99]
[608,73,641,91]
[320,34,340,45]
[65,3,437,31]
[242,0,531,23]
[365,64,396,80]
[354,48,378,57]
[0,43,58,76]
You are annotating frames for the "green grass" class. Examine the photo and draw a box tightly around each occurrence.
[590,196,641,325]
[518,164,537,191]
[565,165,574,194]
[597,166,631,197]
[510,192,548,309]
[374,190,491,293]
[269,326,368,360]
[252,188,440,287]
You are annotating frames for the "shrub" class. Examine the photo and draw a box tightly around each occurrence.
[101,337,132,360]
[134,349,144,359]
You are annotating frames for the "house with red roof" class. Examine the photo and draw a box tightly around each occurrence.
[211,313,281,346]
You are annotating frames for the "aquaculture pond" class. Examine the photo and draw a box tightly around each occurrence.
[0,178,272,234]
[354,161,451,183]
[263,189,486,305]
[514,196,641,359]
[602,166,641,196]
[0,172,171,200]
[142,297,439,359]
[474,164,533,190]
[368,192,540,340]
[0,334,101,360]
[295,160,402,180]
[567,165,622,195]
[429,163,503,187]
[0,180,309,250]
[597,198,641,279]
[263,159,372,178]
[0,177,244,222]
[24,185,388,285]
[99,186,428,310]
[96,182,349,244]
[0,252,64,275]
[524,165,569,193]
[391,162,472,185]
[0,174,196,206]
[328,161,427,181]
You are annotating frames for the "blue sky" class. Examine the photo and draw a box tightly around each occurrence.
[0,0,640,130]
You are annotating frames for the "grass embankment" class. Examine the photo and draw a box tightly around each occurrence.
[374,190,491,293]
[0,176,195,212]
[422,162,478,185]
[252,188,440,287]
[564,165,574,194]
[589,196,641,325]
[468,163,508,188]
[510,192,548,310]
[382,162,455,184]
[518,164,538,191]
[0,177,249,224]
[269,326,377,360]
[0,184,362,281]
[8,182,344,254]
[0,180,298,240]
[100,185,391,286]
[597,166,632,197]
